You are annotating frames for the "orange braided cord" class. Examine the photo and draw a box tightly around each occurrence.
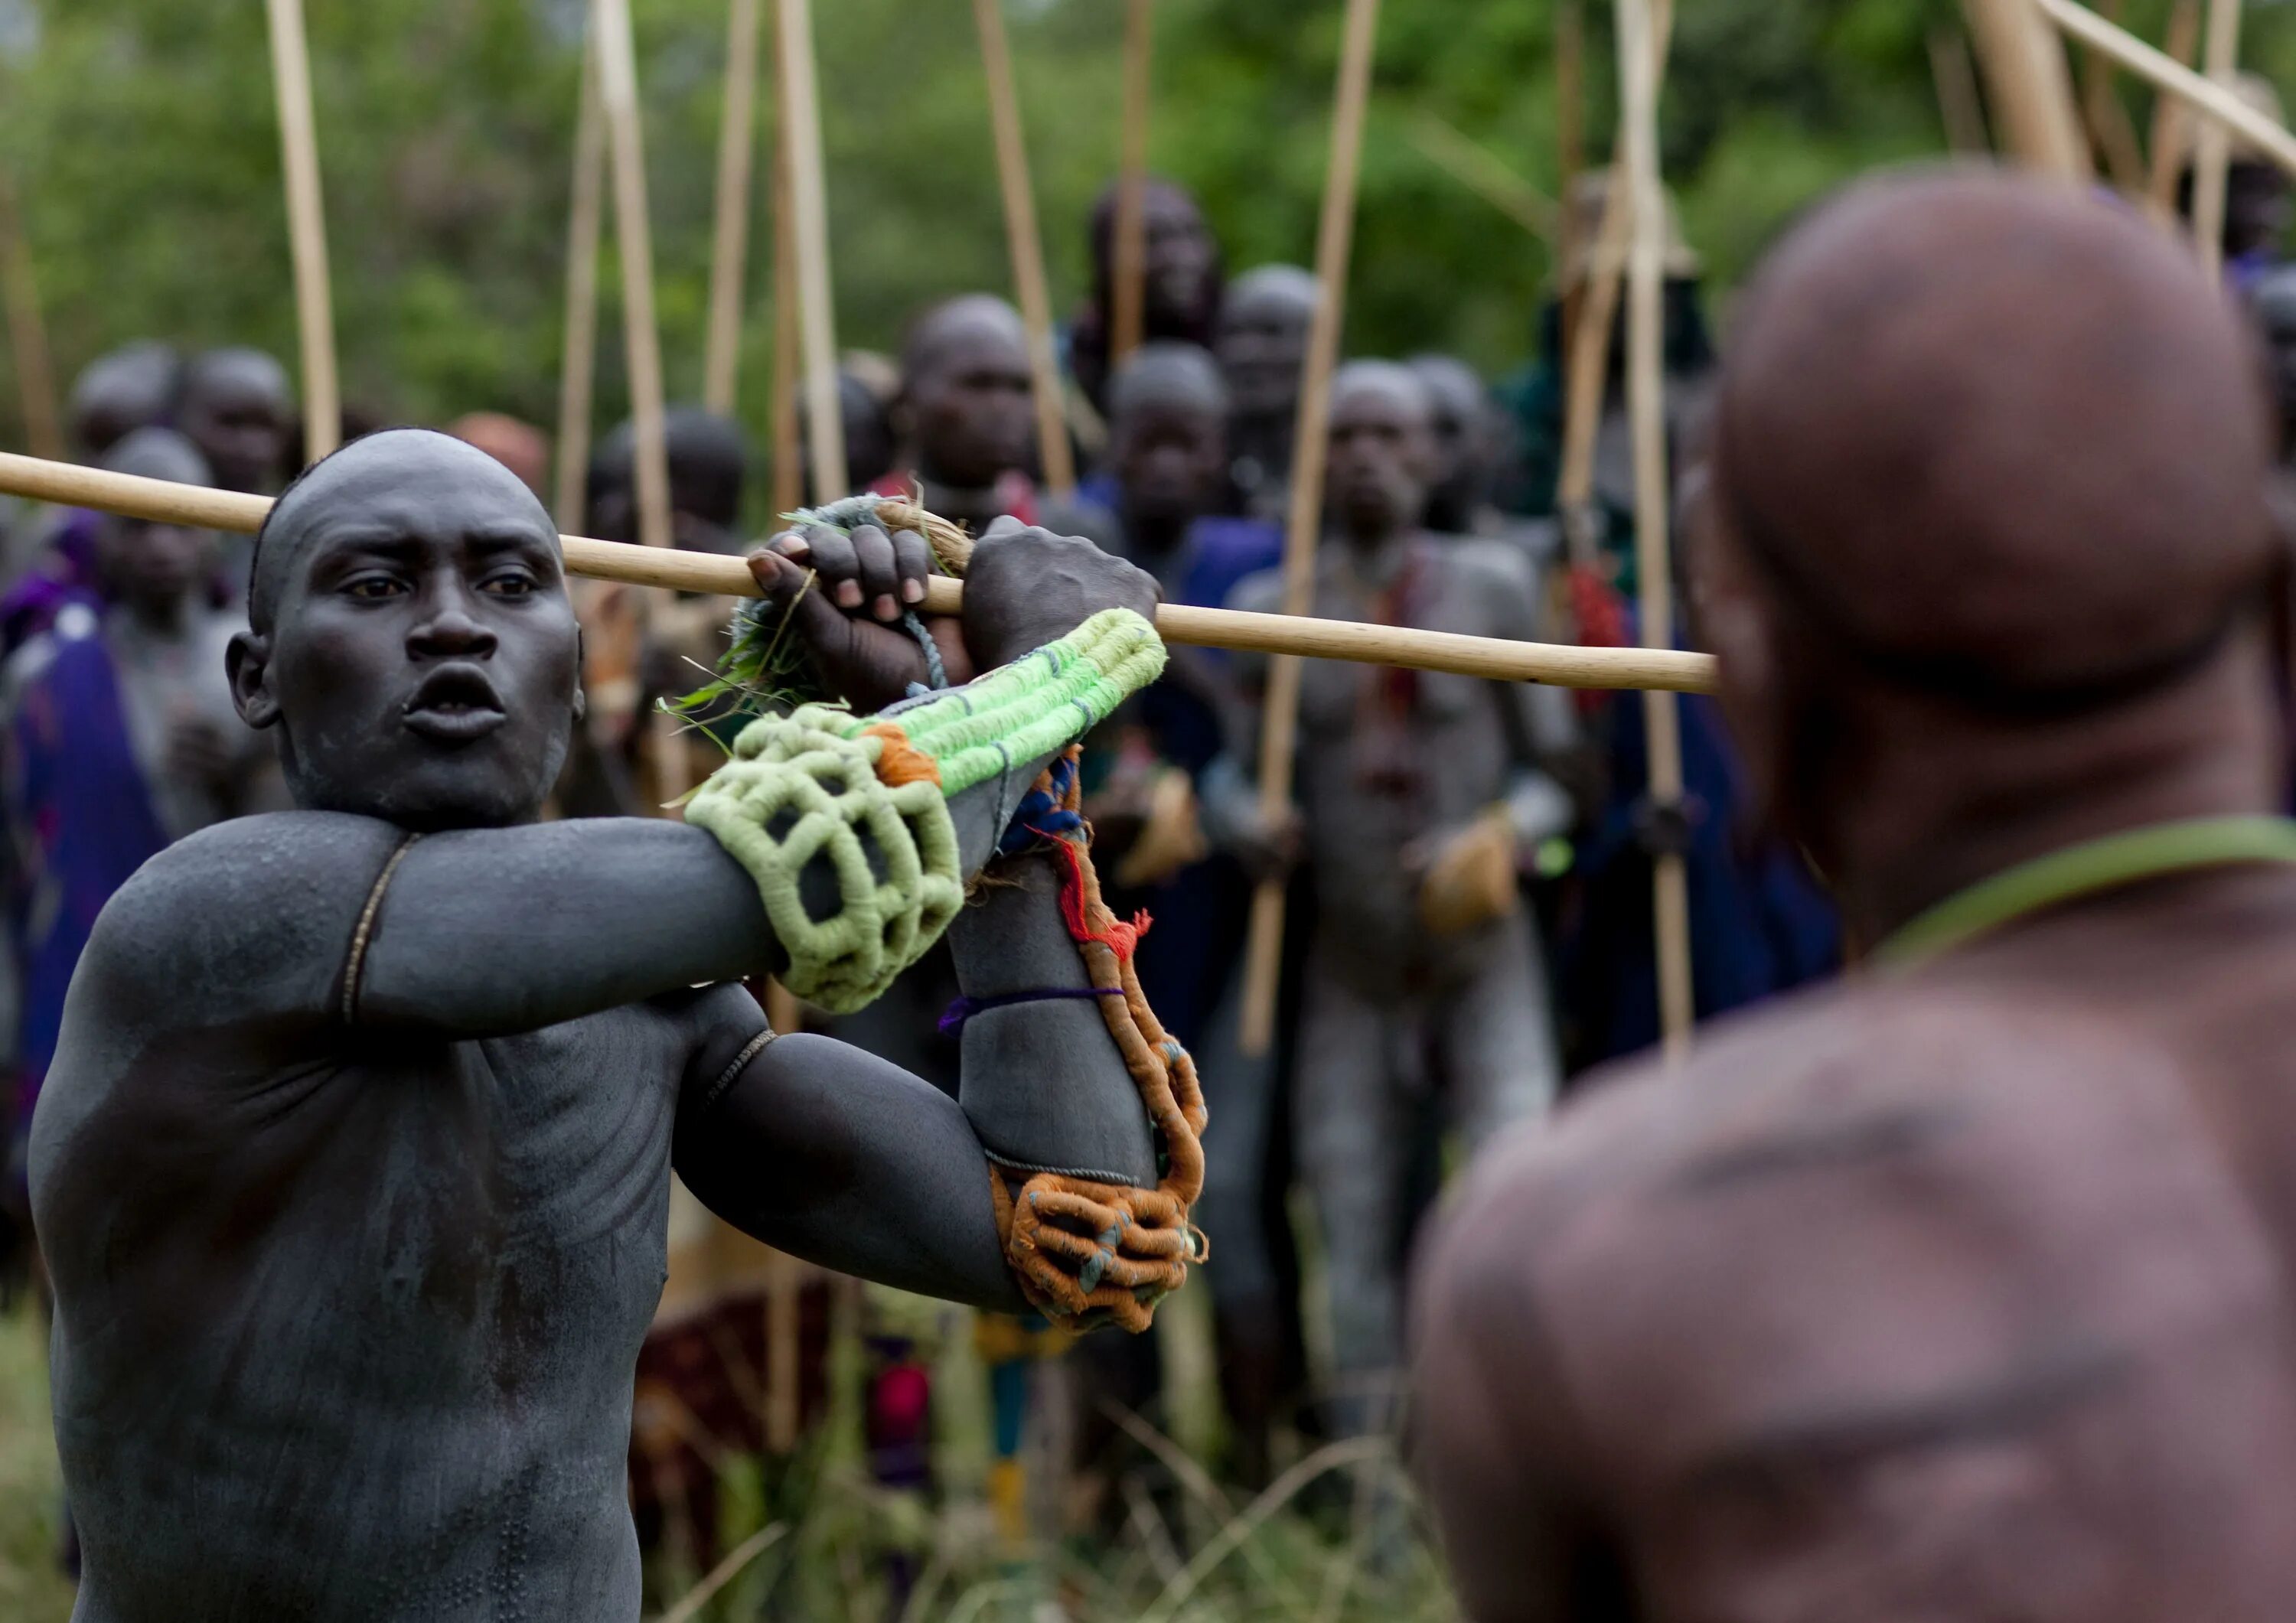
[987,751,1208,1334]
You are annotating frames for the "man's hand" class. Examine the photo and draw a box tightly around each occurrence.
[960,518,1160,671]
[1411,809,1521,937]
[745,521,973,713]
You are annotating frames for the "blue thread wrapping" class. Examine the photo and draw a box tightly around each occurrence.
[901,610,948,690]
[938,985,1124,1036]
[996,754,1084,855]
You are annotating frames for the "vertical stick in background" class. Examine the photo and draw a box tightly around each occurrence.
[2189,0,2245,278]
[2078,0,2148,193]
[1960,0,2092,182]
[1236,0,1382,1060]
[1929,28,1994,155]
[767,12,804,518]
[704,0,764,419]
[777,0,845,504]
[555,37,608,535]
[0,173,63,463]
[973,0,1078,500]
[2147,0,2204,222]
[264,0,341,462]
[1110,0,1155,367]
[1615,0,1692,1058]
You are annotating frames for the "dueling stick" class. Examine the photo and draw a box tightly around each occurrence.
[593,0,675,558]
[263,0,342,462]
[2145,0,2203,220]
[704,0,764,418]
[1405,113,1559,241]
[2033,0,2296,180]
[1237,0,1382,1061]
[0,172,63,464]
[1110,0,1155,366]
[2077,0,2148,194]
[1961,0,2092,182]
[767,9,803,520]
[973,0,1078,500]
[776,0,845,504]
[1928,28,1992,154]
[0,449,1718,693]
[2187,0,2244,277]
[1618,0,1694,1060]
[554,37,608,535]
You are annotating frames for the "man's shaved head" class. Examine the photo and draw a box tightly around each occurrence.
[69,343,181,460]
[899,295,1035,488]
[1110,341,1228,422]
[901,295,1029,386]
[1714,171,2276,704]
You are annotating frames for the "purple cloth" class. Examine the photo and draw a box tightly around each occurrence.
[5,614,169,1131]
[0,508,102,659]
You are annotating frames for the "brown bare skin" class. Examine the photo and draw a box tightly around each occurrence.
[1411,171,2296,1620]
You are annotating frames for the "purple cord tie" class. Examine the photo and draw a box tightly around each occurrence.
[939,986,1125,1035]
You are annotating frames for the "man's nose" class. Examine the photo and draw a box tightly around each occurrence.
[407,596,499,660]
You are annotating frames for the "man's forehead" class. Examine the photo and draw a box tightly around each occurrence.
[276,435,558,556]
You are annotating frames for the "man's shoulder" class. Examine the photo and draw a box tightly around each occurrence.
[1435,534,1540,600]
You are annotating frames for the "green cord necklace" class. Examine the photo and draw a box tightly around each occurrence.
[1873,815,2296,973]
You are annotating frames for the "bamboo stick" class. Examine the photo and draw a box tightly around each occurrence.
[2078,0,2148,193]
[704,0,764,417]
[1929,28,1993,154]
[554,37,608,535]
[1110,0,1154,365]
[0,172,63,464]
[2033,0,2296,181]
[1237,0,1382,1061]
[972,0,1078,500]
[0,449,1721,696]
[2188,0,2244,275]
[1617,0,1694,1059]
[263,0,341,462]
[776,0,845,504]
[768,15,803,518]
[1961,0,2092,182]
[1405,112,1559,240]
[2146,0,2203,220]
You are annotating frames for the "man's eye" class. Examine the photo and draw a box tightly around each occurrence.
[344,576,405,599]
[481,572,536,597]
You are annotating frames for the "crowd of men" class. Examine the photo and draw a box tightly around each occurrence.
[5,141,2296,1608]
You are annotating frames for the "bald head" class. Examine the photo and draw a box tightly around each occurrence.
[180,347,294,494]
[901,295,1034,488]
[1714,171,2277,703]
[1110,341,1228,422]
[902,295,1029,386]
[1218,266,1319,422]
[70,343,181,460]
[103,425,211,488]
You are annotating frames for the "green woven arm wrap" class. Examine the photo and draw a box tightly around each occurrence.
[684,608,1166,1014]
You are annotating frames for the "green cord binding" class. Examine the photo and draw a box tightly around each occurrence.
[684,608,1167,1012]
[1873,815,2296,973]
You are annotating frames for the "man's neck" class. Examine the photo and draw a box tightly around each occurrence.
[1822,649,2286,950]
[1338,526,1415,590]
[115,595,197,642]
[916,472,1011,530]
[1119,503,1189,569]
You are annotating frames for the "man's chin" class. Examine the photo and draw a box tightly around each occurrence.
[287,751,556,833]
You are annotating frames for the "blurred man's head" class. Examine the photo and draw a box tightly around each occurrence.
[899,295,1035,489]
[2252,266,2296,453]
[1091,178,1223,337]
[93,429,215,625]
[230,429,582,832]
[1326,360,1436,545]
[1216,266,1318,424]
[1407,354,1497,533]
[178,348,294,494]
[448,412,551,499]
[68,343,181,461]
[589,408,748,551]
[1702,170,2282,883]
[1107,343,1229,539]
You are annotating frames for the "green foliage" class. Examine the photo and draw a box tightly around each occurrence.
[5,0,2296,462]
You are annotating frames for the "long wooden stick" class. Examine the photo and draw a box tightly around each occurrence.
[1618,0,1694,1060]
[0,172,63,463]
[704,0,764,417]
[593,0,673,559]
[1405,112,1559,240]
[2078,0,2148,194]
[1237,0,1381,1061]
[777,0,844,504]
[264,0,341,463]
[0,450,1720,696]
[768,11,803,519]
[2146,0,2204,219]
[2188,0,2244,276]
[973,0,1078,500]
[1929,28,1993,153]
[554,37,608,535]
[1962,0,2092,182]
[2033,0,2296,180]
[1110,0,1154,366]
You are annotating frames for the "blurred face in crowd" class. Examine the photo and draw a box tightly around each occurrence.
[2253,269,2296,448]
[1115,395,1226,533]
[95,431,217,624]
[1409,354,1495,527]
[1216,269,1317,422]
[180,350,295,494]
[905,298,1035,489]
[1325,365,1436,543]
[2227,161,2292,261]
[1140,187,1220,331]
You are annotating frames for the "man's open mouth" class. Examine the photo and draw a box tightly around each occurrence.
[402,663,508,742]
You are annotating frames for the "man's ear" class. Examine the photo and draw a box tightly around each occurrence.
[227,629,281,729]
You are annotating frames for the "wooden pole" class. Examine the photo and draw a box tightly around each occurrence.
[2077,0,2148,194]
[972,0,1078,500]
[1110,0,1154,366]
[555,37,608,535]
[1405,114,1559,240]
[768,12,803,518]
[2147,0,2204,220]
[777,0,845,505]
[704,0,764,417]
[1929,28,1993,154]
[0,173,63,464]
[0,450,1722,695]
[1961,0,2092,181]
[2033,0,2296,181]
[1617,0,1693,1058]
[2188,0,2243,276]
[264,0,341,462]
[1236,0,1381,1061]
